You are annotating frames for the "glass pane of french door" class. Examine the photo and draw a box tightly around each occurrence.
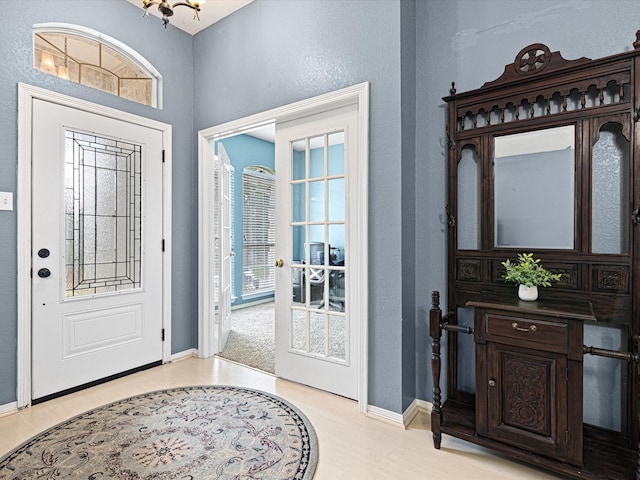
[290,131,346,361]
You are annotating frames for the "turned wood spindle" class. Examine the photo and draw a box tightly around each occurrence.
[429,290,443,449]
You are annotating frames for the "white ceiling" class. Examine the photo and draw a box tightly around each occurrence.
[245,125,350,148]
[246,124,276,143]
[125,0,253,35]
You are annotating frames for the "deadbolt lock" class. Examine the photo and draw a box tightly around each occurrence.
[37,268,51,278]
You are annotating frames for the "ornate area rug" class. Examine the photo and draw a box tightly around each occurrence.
[0,386,318,480]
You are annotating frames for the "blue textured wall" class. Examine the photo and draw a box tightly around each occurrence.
[0,1,195,405]
[194,0,406,412]
[401,0,417,412]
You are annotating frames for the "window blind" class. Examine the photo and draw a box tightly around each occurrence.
[242,168,275,296]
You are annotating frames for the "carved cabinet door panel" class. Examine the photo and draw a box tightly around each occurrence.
[483,342,580,466]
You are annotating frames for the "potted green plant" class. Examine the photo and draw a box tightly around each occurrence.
[501,253,562,301]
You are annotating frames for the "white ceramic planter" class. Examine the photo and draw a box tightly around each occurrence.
[518,284,538,301]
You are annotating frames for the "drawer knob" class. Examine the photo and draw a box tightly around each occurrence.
[512,322,537,332]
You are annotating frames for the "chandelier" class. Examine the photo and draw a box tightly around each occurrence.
[142,0,207,28]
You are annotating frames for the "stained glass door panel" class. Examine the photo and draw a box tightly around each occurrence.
[64,130,142,297]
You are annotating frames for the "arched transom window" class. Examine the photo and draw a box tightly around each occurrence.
[33,23,162,108]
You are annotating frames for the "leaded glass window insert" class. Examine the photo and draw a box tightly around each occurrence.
[33,25,160,107]
[65,130,142,297]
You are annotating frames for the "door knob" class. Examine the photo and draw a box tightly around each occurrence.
[488,379,496,387]
[37,268,51,278]
[275,258,284,268]
[37,248,50,258]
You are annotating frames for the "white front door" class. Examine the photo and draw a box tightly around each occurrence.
[215,144,234,351]
[274,104,359,399]
[31,99,164,401]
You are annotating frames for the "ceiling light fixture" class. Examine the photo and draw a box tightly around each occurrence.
[39,51,56,75]
[141,0,207,28]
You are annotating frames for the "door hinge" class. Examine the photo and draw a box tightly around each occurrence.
[633,208,640,224]
[162,239,165,252]
[161,328,165,342]
[566,367,569,381]
[162,150,165,163]
[565,430,570,444]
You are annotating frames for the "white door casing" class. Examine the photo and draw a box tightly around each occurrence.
[274,104,359,399]
[17,83,172,407]
[197,82,369,411]
[215,144,233,351]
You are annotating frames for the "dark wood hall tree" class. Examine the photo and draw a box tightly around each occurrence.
[430,33,640,480]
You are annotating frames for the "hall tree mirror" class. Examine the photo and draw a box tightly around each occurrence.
[493,125,575,249]
[430,39,640,479]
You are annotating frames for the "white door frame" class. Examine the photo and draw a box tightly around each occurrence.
[197,82,369,413]
[16,83,173,408]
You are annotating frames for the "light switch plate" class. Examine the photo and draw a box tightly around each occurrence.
[0,192,13,211]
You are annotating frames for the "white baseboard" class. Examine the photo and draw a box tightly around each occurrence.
[366,404,404,426]
[402,399,432,428]
[402,400,421,427]
[232,297,274,309]
[367,399,433,429]
[415,398,432,413]
[0,401,18,418]
[170,348,198,362]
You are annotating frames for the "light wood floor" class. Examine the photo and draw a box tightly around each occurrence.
[0,356,563,479]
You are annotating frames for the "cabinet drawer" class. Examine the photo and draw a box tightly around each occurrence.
[485,314,568,350]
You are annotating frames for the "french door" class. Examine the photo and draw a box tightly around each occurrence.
[214,144,234,351]
[274,104,359,399]
[31,99,164,400]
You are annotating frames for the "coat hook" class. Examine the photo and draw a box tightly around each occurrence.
[446,125,456,150]
[445,204,456,228]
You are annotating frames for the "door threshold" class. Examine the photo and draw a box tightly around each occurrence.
[31,360,162,405]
